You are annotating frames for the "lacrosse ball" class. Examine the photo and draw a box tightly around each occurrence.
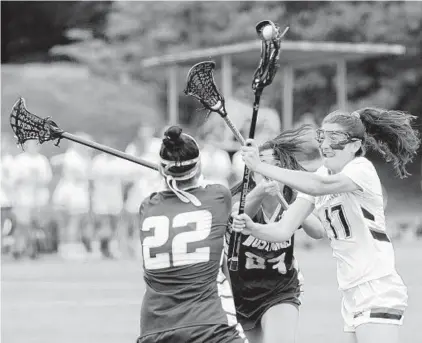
[262,25,274,40]
[211,100,222,110]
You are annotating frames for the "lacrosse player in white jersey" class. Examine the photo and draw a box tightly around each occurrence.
[232,108,420,343]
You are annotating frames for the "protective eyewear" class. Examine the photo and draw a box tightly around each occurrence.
[315,129,360,146]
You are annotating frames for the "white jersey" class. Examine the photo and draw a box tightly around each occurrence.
[299,157,396,290]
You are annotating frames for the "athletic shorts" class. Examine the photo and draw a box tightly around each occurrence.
[238,291,301,331]
[137,324,249,343]
[341,272,408,332]
[235,267,303,331]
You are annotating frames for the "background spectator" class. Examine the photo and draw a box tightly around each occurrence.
[12,140,52,259]
[51,133,93,260]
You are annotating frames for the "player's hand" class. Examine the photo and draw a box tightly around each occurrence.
[241,139,261,171]
[257,179,280,197]
[232,213,255,235]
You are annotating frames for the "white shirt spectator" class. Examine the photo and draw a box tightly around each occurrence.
[51,148,92,214]
[13,151,52,208]
[1,154,15,207]
[124,137,162,213]
[201,143,232,188]
[91,153,126,215]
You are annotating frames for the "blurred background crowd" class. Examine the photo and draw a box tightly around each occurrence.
[1,1,422,260]
[1,118,313,260]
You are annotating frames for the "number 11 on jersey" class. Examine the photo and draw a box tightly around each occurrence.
[325,204,352,240]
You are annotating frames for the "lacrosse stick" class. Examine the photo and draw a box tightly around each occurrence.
[9,97,159,171]
[184,61,246,146]
[229,21,289,271]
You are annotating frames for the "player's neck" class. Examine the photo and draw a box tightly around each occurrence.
[167,175,202,191]
[261,195,281,217]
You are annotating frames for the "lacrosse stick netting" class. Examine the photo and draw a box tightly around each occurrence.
[9,97,159,170]
[184,61,245,145]
[253,22,289,92]
[10,97,63,147]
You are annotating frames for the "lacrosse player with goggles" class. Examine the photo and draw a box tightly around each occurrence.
[227,125,324,343]
[137,126,248,343]
[232,108,420,343]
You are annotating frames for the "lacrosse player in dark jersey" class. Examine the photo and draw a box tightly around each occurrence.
[137,126,248,343]
[226,126,324,343]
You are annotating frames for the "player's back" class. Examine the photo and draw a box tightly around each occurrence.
[139,183,238,337]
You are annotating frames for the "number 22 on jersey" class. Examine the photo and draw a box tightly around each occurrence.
[141,210,212,270]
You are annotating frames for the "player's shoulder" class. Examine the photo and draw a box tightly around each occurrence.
[343,156,376,174]
[348,156,373,167]
[200,181,231,199]
[139,191,163,216]
[195,181,232,211]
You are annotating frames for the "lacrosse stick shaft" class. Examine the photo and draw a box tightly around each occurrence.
[229,92,262,271]
[222,117,246,145]
[61,132,159,171]
[238,92,261,214]
[277,192,289,210]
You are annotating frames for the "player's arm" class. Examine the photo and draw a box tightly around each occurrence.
[301,211,325,239]
[233,179,281,218]
[233,197,322,242]
[295,192,325,239]
[232,184,265,219]
[253,163,360,196]
[242,141,360,196]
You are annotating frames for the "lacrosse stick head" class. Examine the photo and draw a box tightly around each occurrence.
[253,21,289,92]
[184,61,227,118]
[10,97,64,148]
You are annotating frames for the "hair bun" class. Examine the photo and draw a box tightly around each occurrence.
[163,126,184,149]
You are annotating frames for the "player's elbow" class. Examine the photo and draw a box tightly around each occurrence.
[302,224,324,240]
[310,229,325,240]
[306,178,325,196]
[271,232,292,243]
[274,224,296,242]
[254,223,292,243]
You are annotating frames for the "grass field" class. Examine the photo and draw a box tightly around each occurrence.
[2,241,422,343]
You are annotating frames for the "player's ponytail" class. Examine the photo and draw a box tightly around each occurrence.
[159,126,202,206]
[160,126,200,174]
[356,108,420,178]
[162,126,184,150]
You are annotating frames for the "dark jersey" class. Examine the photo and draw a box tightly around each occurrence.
[225,204,303,324]
[139,183,241,338]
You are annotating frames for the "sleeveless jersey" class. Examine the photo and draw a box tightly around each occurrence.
[139,183,239,337]
[298,157,396,290]
[225,204,303,320]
